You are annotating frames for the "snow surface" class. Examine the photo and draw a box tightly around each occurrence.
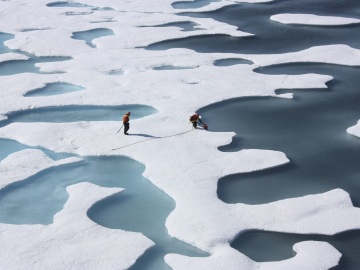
[0,52,29,63]
[347,120,360,138]
[271,13,360,26]
[0,149,82,189]
[244,44,360,67]
[0,0,360,269]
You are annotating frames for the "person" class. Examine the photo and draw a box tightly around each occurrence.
[189,113,204,129]
[123,112,131,135]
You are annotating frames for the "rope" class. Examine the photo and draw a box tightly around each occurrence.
[112,129,195,151]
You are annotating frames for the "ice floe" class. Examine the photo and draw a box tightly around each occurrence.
[271,13,360,26]
[246,44,360,67]
[347,120,360,138]
[0,0,359,269]
[0,52,29,63]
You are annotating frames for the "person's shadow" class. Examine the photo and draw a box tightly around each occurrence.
[128,133,160,138]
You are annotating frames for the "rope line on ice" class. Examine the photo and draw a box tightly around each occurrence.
[112,129,195,151]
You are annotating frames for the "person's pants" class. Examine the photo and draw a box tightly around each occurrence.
[124,122,130,133]
[192,121,197,128]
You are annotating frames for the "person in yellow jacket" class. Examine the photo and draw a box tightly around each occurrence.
[123,112,131,135]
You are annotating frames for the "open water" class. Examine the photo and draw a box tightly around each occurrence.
[186,0,360,268]
[199,64,360,269]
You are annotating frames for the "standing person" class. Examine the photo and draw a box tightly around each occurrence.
[189,113,204,129]
[123,112,131,135]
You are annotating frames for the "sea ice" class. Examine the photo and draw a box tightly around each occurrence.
[347,120,360,138]
[271,13,360,26]
[0,52,29,63]
[0,149,81,189]
[0,0,359,269]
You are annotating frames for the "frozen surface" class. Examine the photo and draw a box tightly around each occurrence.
[0,52,28,63]
[271,14,360,26]
[347,120,360,138]
[0,149,81,189]
[24,82,85,97]
[0,0,359,269]
[244,44,360,67]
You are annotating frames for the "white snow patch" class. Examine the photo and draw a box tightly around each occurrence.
[347,120,360,138]
[0,149,82,189]
[248,45,360,67]
[0,52,29,63]
[250,189,360,235]
[271,13,360,26]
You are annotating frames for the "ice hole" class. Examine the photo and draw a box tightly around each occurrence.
[24,82,85,97]
[0,138,28,161]
[92,7,114,11]
[20,28,50,32]
[71,28,114,48]
[47,1,92,8]
[47,1,113,10]
[140,21,201,32]
[0,138,72,162]
[107,69,124,75]
[0,54,71,76]
[172,0,220,9]
[0,104,156,128]
[153,65,198,70]
[0,32,14,54]
[213,58,253,66]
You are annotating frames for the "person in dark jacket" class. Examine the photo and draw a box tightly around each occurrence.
[123,112,131,135]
